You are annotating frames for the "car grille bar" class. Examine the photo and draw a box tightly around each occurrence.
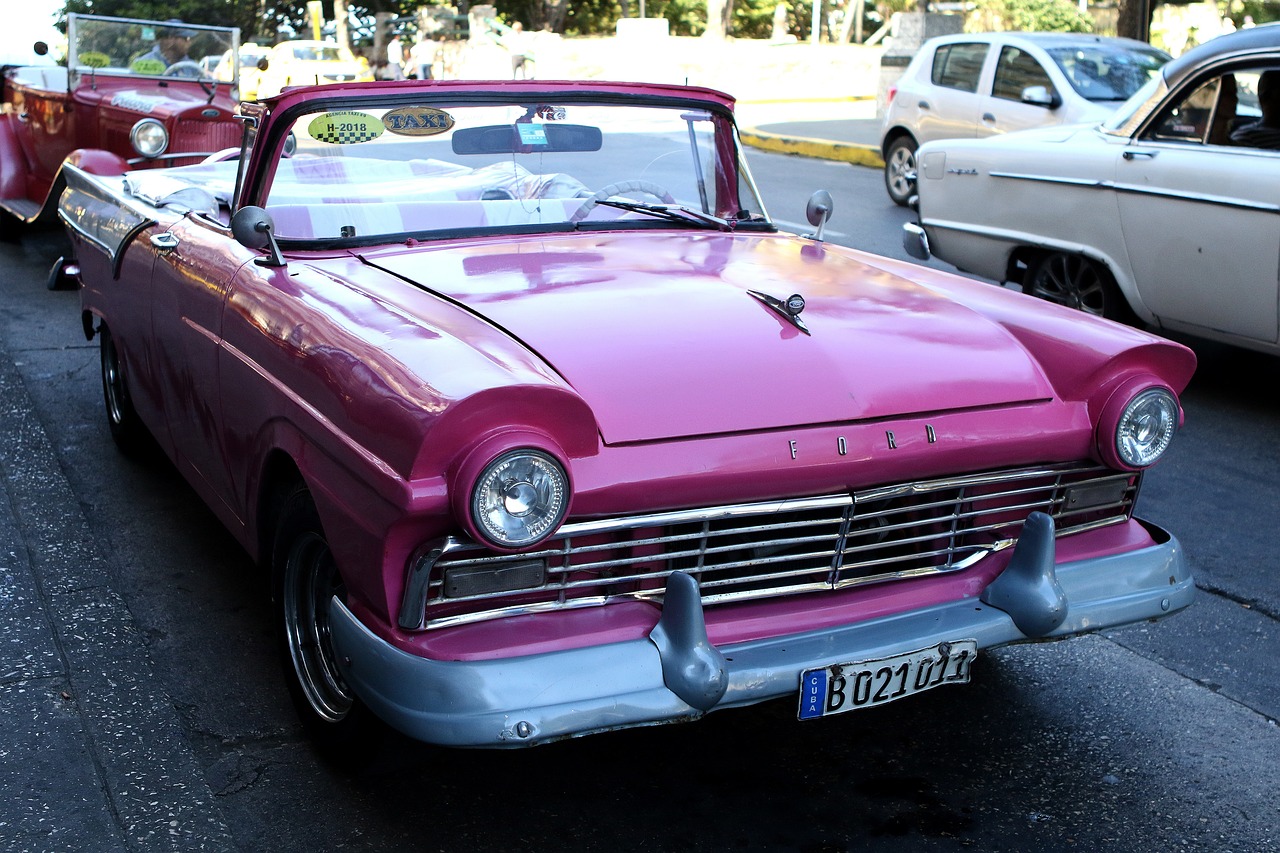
[399,462,1140,631]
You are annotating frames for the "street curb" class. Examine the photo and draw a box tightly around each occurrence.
[739,129,883,168]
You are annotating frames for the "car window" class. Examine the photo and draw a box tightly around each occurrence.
[930,43,988,94]
[1145,70,1276,147]
[992,47,1054,102]
[1228,69,1280,150]
[1045,44,1169,102]
[1148,76,1224,143]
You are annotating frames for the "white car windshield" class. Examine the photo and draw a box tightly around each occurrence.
[249,99,769,241]
[1046,44,1169,102]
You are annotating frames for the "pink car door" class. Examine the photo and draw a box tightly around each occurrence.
[146,215,245,517]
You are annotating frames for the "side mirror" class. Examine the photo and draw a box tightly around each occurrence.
[804,190,834,242]
[231,206,286,267]
[34,41,49,57]
[1021,85,1061,110]
[257,57,270,72]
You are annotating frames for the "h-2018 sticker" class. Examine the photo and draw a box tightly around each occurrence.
[307,111,384,144]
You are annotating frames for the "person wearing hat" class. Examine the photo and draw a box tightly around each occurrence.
[133,19,198,75]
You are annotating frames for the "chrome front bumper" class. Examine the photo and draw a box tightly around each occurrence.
[329,515,1192,748]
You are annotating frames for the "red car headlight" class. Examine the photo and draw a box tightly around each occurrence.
[130,118,169,158]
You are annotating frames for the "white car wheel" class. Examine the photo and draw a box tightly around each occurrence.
[884,137,918,207]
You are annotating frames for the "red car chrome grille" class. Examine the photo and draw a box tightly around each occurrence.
[169,119,241,157]
[399,462,1141,631]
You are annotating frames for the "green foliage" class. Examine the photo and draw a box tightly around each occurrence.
[977,0,1094,32]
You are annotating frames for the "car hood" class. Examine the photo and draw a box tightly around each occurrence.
[356,232,1056,444]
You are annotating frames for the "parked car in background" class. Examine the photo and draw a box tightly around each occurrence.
[58,78,1194,760]
[880,32,1170,205]
[905,24,1280,356]
[214,43,270,100]
[0,13,240,233]
[255,40,372,99]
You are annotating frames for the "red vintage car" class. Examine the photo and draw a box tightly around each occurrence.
[57,79,1196,760]
[1,14,241,232]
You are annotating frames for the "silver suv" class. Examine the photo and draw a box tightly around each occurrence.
[880,32,1169,205]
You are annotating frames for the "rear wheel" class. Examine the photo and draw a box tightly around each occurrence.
[884,136,918,207]
[272,484,382,764]
[1023,252,1137,324]
[99,324,149,455]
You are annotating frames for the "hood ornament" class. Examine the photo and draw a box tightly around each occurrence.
[747,289,810,336]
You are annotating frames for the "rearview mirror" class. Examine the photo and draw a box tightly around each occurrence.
[452,123,603,155]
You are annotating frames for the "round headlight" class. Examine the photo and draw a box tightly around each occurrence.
[130,119,169,158]
[1115,387,1178,468]
[470,449,569,548]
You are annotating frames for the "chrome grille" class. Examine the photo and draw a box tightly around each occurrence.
[170,119,241,155]
[400,462,1140,631]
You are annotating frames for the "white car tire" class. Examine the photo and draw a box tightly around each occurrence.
[884,137,918,207]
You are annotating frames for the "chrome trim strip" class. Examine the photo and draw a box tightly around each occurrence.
[989,170,1280,214]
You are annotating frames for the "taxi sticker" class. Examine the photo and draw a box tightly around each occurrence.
[307,111,384,144]
[383,106,455,136]
[535,105,566,120]
[80,51,111,69]
[129,57,166,75]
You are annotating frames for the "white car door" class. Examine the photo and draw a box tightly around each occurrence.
[975,45,1063,137]
[1114,73,1280,344]
[911,41,992,145]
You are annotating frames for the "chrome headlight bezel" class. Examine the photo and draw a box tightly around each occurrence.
[130,118,169,158]
[468,448,570,549]
[1112,386,1179,469]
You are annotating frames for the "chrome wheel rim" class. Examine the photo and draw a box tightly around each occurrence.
[283,531,353,722]
[102,336,127,427]
[1028,255,1106,316]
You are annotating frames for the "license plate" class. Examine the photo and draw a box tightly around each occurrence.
[798,640,977,719]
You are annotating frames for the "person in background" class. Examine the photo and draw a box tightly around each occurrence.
[1231,70,1280,149]
[134,19,198,75]
[409,38,435,80]
[504,21,533,79]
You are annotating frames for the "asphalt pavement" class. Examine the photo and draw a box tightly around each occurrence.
[0,42,882,852]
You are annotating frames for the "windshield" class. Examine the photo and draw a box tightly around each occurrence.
[68,14,238,83]
[255,99,769,242]
[290,44,347,62]
[1046,44,1169,102]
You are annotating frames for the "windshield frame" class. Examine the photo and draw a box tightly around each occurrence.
[233,87,774,248]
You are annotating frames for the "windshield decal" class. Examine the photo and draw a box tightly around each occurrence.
[307,111,384,144]
[383,107,455,136]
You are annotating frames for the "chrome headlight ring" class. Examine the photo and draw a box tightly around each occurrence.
[469,448,570,549]
[130,118,169,158]
[1114,387,1178,468]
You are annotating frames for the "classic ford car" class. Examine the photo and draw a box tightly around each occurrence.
[904,24,1280,354]
[58,79,1196,758]
[0,14,240,231]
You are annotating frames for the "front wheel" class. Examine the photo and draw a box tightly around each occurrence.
[1023,252,1137,324]
[883,136,918,207]
[272,484,382,763]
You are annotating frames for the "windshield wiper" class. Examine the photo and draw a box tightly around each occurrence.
[592,198,732,231]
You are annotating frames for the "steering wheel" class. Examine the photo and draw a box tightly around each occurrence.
[162,60,205,78]
[570,180,675,222]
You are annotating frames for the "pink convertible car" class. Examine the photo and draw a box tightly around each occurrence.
[56,79,1196,758]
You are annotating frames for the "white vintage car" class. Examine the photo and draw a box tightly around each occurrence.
[905,24,1280,354]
